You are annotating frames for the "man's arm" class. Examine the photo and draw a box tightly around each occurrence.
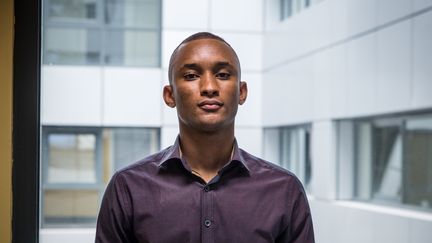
[95,173,136,243]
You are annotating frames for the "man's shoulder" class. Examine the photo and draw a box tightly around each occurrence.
[115,146,171,176]
[240,149,292,176]
[239,148,303,185]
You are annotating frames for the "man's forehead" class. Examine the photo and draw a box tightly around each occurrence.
[174,38,239,65]
[177,38,235,55]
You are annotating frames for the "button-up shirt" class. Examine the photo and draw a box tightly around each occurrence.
[96,137,314,243]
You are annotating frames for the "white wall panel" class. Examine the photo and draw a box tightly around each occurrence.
[377,0,413,25]
[41,66,102,126]
[236,72,262,126]
[210,0,263,32]
[263,2,332,69]
[330,0,349,42]
[413,0,432,11]
[410,218,432,242]
[163,0,209,29]
[313,45,348,119]
[310,121,337,200]
[235,127,263,157]
[310,199,432,243]
[376,20,411,113]
[103,67,162,126]
[347,0,377,36]
[412,11,432,108]
[161,30,197,70]
[40,229,95,243]
[162,105,179,126]
[346,33,377,117]
[262,57,314,126]
[161,125,179,149]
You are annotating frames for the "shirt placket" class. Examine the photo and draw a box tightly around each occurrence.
[201,184,214,243]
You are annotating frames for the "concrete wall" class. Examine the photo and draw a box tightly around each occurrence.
[263,0,432,242]
[0,0,14,242]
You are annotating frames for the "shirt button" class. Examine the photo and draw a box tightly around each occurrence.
[204,186,210,192]
[204,219,211,228]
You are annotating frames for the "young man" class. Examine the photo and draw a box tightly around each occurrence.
[95,32,314,243]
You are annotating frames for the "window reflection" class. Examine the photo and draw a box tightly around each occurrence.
[48,0,98,23]
[43,0,161,66]
[41,126,160,227]
[354,114,432,210]
[47,133,97,183]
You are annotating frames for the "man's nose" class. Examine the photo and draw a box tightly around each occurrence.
[200,74,219,97]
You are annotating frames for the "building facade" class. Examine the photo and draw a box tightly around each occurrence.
[40,0,432,242]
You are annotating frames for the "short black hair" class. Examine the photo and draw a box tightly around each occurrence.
[168,32,240,84]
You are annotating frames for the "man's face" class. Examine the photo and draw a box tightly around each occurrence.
[164,38,247,133]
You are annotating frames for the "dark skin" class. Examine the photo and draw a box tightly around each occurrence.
[163,39,248,183]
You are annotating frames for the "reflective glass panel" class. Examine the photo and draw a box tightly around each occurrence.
[105,0,160,28]
[405,116,432,209]
[47,133,97,183]
[43,189,99,226]
[105,30,159,66]
[44,27,101,65]
[354,115,432,211]
[48,0,98,23]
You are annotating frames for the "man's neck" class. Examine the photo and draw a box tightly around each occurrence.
[178,125,235,183]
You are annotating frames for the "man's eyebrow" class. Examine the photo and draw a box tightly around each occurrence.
[215,62,232,68]
[183,63,200,69]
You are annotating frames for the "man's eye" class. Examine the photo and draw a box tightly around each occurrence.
[216,72,230,80]
[184,73,198,80]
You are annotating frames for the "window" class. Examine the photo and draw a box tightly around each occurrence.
[42,0,161,66]
[263,125,312,188]
[280,0,323,20]
[41,126,160,227]
[353,114,432,211]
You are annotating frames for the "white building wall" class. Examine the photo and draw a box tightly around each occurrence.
[263,0,432,242]
[41,0,432,242]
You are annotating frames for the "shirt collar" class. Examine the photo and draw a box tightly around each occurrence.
[158,135,250,172]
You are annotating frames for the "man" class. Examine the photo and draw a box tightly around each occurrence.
[95,32,314,243]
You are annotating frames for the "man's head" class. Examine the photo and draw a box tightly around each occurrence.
[168,32,241,84]
[163,32,247,133]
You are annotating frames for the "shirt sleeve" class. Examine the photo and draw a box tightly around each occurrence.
[95,172,136,243]
[276,178,315,243]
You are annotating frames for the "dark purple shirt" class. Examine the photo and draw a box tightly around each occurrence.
[95,137,314,243]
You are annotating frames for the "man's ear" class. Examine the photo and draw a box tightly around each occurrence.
[163,85,176,108]
[239,81,248,105]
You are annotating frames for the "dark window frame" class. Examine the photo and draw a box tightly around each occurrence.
[13,0,41,242]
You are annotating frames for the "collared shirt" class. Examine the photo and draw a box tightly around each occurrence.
[95,137,314,243]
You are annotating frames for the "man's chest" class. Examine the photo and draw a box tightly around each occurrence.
[129,181,288,243]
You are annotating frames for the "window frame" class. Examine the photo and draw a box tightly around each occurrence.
[41,126,104,228]
[13,0,41,241]
[338,110,432,213]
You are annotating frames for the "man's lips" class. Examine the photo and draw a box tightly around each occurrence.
[198,100,223,111]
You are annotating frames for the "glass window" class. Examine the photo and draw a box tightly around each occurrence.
[354,114,432,211]
[105,0,160,28]
[280,0,322,20]
[47,0,99,23]
[105,30,159,66]
[47,133,97,183]
[44,27,101,65]
[263,125,312,188]
[43,0,161,67]
[41,126,160,227]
